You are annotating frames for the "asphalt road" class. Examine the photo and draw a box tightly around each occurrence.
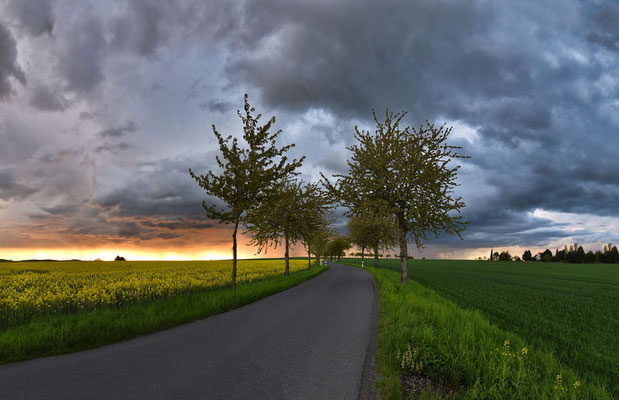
[0,262,377,400]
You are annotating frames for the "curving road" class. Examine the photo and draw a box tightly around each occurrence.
[0,263,377,400]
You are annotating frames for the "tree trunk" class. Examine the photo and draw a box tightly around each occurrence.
[232,221,238,291]
[399,221,408,283]
[316,254,321,267]
[285,235,290,276]
[307,243,312,270]
[361,245,365,267]
[374,245,379,268]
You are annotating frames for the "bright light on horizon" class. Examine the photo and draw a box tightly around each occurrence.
[0,245,308,262]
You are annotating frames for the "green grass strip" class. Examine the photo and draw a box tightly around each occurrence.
[356,265,612,399]
[0,265,327,364]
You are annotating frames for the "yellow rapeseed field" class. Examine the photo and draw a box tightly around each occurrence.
[0,259,306,328]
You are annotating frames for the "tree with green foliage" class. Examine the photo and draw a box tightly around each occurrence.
[323,110,468,283]
[541,249,553,262]
[247,180,327,276]
[347,211,398,268]
[299,193,333,270]
[189,94,303,290]
[522,250,532,261]
[498,250,512,261]
[308,228,331,267]
[347,215,370,266]
[326,236,351,262]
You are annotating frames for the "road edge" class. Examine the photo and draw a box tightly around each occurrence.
[359,266,379,400]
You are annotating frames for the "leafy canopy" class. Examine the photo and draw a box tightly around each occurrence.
[247,180,327,253]
[323,109,468,248]
[189,94,303,227]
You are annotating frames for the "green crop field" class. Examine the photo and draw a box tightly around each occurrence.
[343,258,619,395]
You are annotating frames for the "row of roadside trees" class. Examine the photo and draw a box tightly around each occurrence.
[190,95,468,289]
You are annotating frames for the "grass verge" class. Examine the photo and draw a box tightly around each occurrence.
[0,265,327,364]
[357,265,612,399]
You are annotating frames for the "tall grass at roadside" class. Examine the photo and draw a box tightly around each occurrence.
[357,265,611,399]
[0,265,327,364]
[344,258,618,395]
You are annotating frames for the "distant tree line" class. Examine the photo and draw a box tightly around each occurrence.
[484,243,619,264]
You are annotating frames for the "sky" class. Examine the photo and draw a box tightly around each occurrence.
[1,0,618,261]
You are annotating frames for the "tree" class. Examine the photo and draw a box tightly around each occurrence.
[247,179,318,276]
[114,255,126,261]
[323,110,468,283]
[299,192,333,270]
[309,228,331,267]
[326,236,351,261]
[498,250,512,261]
[347,211,398,268]
[522,250,532,261]
[542,249,553,262]
[189,94,303,290]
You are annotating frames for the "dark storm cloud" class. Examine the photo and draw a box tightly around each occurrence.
[2,0,619,255]
[5,0,54,37]
[90,155,214,220]
[56,13,106,93]
[78,111,99,121]
[111,0,166,56]
[28,83,70,111]
[587,2,619,52]
[0,22,25,100]
[0,169,38,200]
[95,142,129,153]
[98,122,137,138]
[40,203,79,215]
[201,100,234,113]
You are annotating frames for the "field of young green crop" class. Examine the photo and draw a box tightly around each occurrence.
[344,258,618,395]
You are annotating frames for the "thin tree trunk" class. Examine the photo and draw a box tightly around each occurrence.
[232,221,239,291]
[316,254,321,266]
[307,243,311,270]
[285,235,290,276]
[399,221,408,283]
[374,245,379,268]
[361,245,365,267]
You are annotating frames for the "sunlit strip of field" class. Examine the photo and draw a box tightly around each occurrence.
[343,258,619,395]
[0,259,307,329]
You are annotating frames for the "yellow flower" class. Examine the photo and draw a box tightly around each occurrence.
[573,381,581,390]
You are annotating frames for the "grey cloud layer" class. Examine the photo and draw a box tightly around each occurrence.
[0,0,618,253]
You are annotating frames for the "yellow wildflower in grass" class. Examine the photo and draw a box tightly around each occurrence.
[501,339,512,357]
[0,259,306,328]
[573,380,580,390]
